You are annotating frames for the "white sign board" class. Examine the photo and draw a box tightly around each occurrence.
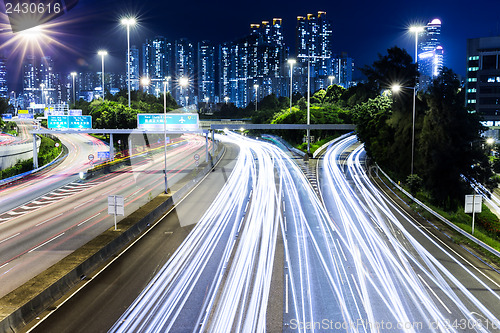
[465,195,482,214]
[108,195,125,216]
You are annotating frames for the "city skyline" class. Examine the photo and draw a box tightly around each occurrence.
[0,0,498,95]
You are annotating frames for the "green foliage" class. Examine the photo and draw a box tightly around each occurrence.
[2,121,18,136]
[406,174,423,194]
[0,97,11,114]
[477,205,500,238]
[355,47,495,209]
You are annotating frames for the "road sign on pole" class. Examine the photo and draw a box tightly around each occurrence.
[137,113,199,131]
[465,194,482,235]
[108,195,124,231]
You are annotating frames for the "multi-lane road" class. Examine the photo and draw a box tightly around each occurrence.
[0,133,209,297]
[4,131,500,332]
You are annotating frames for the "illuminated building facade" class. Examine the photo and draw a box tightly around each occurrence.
[142,36,172,94]
[127,45,140,91]
[417,19,444,90]
[466,36,500,125]
[218,18,287,108]
[198,40,216,104]
[174,38,196,106]
[295,11,333,94]
[0,55,7,99]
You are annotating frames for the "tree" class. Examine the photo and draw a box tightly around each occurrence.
[362,46,418,94]
[418,68,495,206]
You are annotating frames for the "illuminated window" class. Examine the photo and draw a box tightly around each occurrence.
[467,99,476,104]
[468,67,479,72]
[468,56,479,61]
[467,88,477,93]
[468,78,477,82]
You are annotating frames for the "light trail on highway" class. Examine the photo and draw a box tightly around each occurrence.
[0,134,208,297]
[321,135,500,332]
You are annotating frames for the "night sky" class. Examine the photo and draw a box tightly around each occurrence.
[1,0,499,89]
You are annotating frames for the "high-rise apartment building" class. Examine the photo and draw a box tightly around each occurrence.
[295,11,333,93]
[218,18,287,108]
[0,55,7,99]
[466,36,500,125]
[198,40,216,104]
[142,36,172,94]
[127,45,140,91]
[333,53,354,89]
[23,55,38,103]
[39,56,57,104]
[174,38,196,106]
[417,19,444,90]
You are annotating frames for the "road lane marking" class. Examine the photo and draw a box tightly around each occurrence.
[0,263,8,269]
[28,233,65,253]
[74,199,94,209]
[285,273,289,314]
[418,274,452,314]
[0,233,20,244]
[78,213,101,226]
[36,213,63,226]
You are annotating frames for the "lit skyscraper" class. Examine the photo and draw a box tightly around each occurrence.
[417,19,444,90]
[218,18,287,108]
[142,36,172,94]
[198,40,216,104]
[466,36,500,126]
[23,55,38,103]
[39,56,56,104]
[174,38,195,106]
[0,55,7,99]
[333,53,354,88]
[127,45,140,91]
[295,11,333,93]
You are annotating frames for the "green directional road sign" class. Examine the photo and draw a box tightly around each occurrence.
[69,116,92,129]
[48,116,70,129]
[137,113,199,131]
[48,115,92,129]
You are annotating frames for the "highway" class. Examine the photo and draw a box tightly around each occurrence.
[16,132,500,333]
[24,141,239,333]
[0,131,107,213]
[320,135,500,332]
[0,134,208,297]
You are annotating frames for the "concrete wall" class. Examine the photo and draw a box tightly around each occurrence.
[0,138,39,170]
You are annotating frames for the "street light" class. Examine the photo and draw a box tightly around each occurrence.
[179,77,188,106]
[254,84,259,112]
[224,96,229,104]
[71,72,77,105]
[391,83,417,174]
[162,78,169,194]
[287,59,296,114]
[98,50,107,100]
[140,77,150,93]
[299,54,330,155]
[408,25,424,175]
[121,17,136,108]
[328,75,335,86]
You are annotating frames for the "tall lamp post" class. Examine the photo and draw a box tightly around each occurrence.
[254,84,259,112]
[409,25,424,175]
[299,54,330,155]
[140,77,150,93]
[71,72,77,105]
[121,17,136,108]
[287,59,296,113]
[163,78,169,194]
[98,50,107,100]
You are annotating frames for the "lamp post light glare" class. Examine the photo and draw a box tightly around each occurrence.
[40,83,45,105]
[71,72,77,105]
[98,50,107,100]
[328,75,335,86]
[140,77,151,91]
[287,59,296,114]
[224,96,229,104]
[179,77,189,106]
[121,17,137,108]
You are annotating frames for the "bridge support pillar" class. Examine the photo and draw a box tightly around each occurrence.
[109,133,114,161]
[32,134,38,169]
[205,132,209,163]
